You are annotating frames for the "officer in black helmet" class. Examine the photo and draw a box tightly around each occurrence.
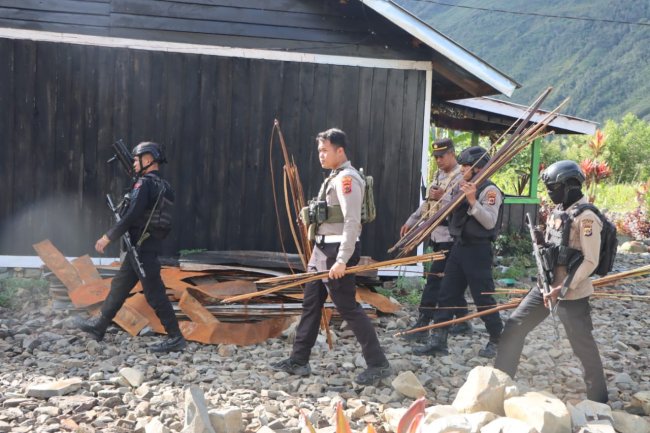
[495,160,608,403]
[77,141,186,353]
[414,146,504,359]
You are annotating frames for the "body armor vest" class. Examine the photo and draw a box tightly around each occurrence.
[540,206,583,274]
[137,173,174,240]
[448,181,502,241]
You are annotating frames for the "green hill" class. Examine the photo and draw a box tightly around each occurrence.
[397,0,650,123]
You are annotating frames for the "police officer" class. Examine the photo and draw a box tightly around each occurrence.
[271,128,391,385]
[495,160,608,403]
[77,142,186,353]
[400,138,470,341]
[415,146,503,358]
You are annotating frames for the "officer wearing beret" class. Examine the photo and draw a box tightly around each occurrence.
[415,146,504,359]
[400,138,470,342]
[495,160,608,403]
[271,128,391,386]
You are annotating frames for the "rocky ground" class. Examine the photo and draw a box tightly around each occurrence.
[0,252,648,433]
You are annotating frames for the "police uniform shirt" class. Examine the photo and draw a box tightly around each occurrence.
[317,161,364,263]
[546,196,602,300]
[405,164,461,243]
[466,184,503,230]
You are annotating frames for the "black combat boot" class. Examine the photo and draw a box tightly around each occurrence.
[450,320,473,335]
[150,334,187,353]
[413,328,449,356]
[76,314,111,341]
[402,314,432,342]
[478,340,498,358]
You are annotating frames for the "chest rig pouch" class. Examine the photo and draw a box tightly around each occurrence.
[540,208,583,276]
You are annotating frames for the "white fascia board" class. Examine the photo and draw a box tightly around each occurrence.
[0,27,431,71]
[450,97,599,135]
[0,256,119,269]
[360,0,518,97]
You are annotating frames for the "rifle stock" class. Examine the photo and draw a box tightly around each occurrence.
[525,212,560,340]
[106,194,146,279]
[108,139,135,179]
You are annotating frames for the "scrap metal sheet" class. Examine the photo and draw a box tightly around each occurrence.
[112,303,149,336]
[179,291,218,324]
[71,255,102,282]
[179,316,294,346]
[124,293,165,334]
[187,280,257,301]
[68,280,110,308]
[33,240,83,291]
[356,287,401,313]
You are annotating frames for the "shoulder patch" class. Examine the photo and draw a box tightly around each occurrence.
[133,179,143,190]
[486,190,497,205]
[581,218,594,237]
[341,176,353,194]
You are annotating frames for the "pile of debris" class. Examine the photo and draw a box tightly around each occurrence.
[34,240,400,347]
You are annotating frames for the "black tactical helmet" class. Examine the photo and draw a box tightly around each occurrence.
[457,146,490,168]
[541,160,585,185]
[132,141,167,164]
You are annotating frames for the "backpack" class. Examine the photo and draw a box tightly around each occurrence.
[141,173,174,238]
[357,168,376,224]
[571,203,617,276]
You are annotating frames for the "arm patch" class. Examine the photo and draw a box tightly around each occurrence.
[486,190,497,205]
[341,176,353,194]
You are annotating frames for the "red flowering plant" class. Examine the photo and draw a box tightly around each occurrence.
[579,129,612,203]
[621,179,650,240]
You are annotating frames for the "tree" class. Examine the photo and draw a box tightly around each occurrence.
[604,114,650,183]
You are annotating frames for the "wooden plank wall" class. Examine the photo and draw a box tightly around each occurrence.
[0,38,426,260]
[0,0,428,61]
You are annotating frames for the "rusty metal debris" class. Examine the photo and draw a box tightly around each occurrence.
[35,240,400,346]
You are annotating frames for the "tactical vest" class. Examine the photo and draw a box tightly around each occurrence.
[300,166,374,240]
[539,206,584,277]
[448,181,503,241]
[137,173,174,240]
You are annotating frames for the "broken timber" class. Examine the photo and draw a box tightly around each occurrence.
[35,240,400,346]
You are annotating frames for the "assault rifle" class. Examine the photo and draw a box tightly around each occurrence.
[107,139,135,180]
[525,213,560,340]
[106,194,146,279]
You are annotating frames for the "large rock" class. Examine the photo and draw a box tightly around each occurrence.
[480,417,539,433]
[504,391,570,433]
[392,371,426,399]
[630,391,650,415]
[26,377,82,399]
[209,407,243,433]
[619,241,647,253]
[422,405,458,424]
[420,414,472,433]
[119,367,145,387]
[575,422,615,433]
[452,366,515,415]
[183,386,216,433]
[612,410,650,433]
[382,407,407,432]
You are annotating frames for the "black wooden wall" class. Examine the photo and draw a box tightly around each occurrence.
[0,38,426,260]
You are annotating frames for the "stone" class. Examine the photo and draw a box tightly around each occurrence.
[574,400,613,424]
[146,417,171,433]
[26,377,83,399]
[504,391,570,433]
[481,417,540,433]
[575,422,616,433]
[452,366,515,415]
[119,367,145,387]
[420,414,472,433]
[391,371,426,399]
[183,385,216,433]
[619,241,647,253]
[209,407,243,433]
[612,410,650,433]
[422,405,458,424]
[630,391,650,415]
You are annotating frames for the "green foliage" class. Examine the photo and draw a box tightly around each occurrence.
[592,183,638,213]
[179,248,207,257]
[602,114,650,183]
[0,277,49,308]
[397,0,650,124]
[376,277,424,306]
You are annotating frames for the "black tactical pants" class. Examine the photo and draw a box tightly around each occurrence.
[291,242,388,367]
[495,289,608,403]
[419,241,468,320]
[433,241,502,341]
[100,250,181,337]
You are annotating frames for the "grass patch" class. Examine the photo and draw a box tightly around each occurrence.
[592,183,638,213]
[0,277,49,308]
[376,276,424,306]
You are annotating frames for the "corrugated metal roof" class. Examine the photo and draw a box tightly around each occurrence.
[449,97,598,135]
[360,0,520,97]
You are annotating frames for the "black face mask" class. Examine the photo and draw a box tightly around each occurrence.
[546,183,565,205]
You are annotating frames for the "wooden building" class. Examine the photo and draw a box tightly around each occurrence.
[0,0,518,260]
